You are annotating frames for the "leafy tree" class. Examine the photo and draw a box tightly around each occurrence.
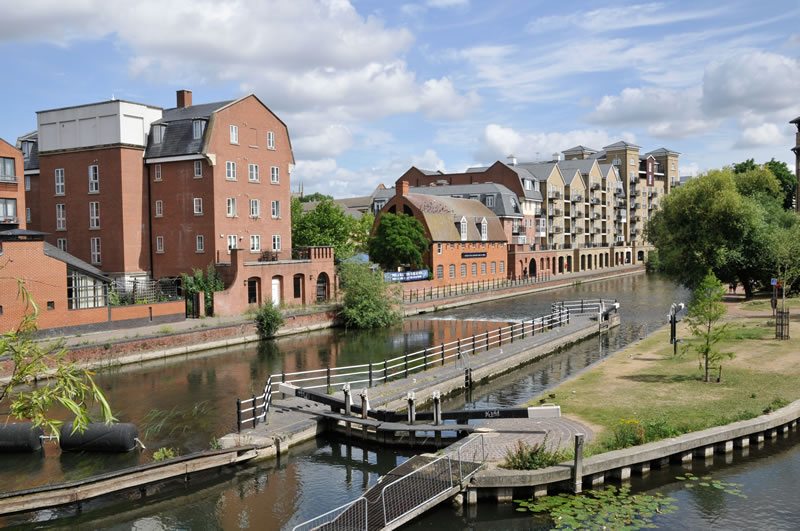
[765,158,797,210]
[732,158,757,174]
[0,285,116,438]
[291,196,303,243]
[181,263,224,316]
[368,213,429,270]
[338,262,402,329]
[733,166,782,201]
[299,192,333,203]
[293,198,359,259]
[352,210,375,253]
[685,272,733,383]
[254,303,284,339]
[773,224,800,317]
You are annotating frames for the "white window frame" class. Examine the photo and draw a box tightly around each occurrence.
[156,235,164,253]
[56,203,66,230]
[154,164,162,181]
[88,165,99,193]
[437,243,442,255]
[486,195,494,208]
[248,163,259,182]
[227,234,237,252]
[460,216,467,241]
[24,176,30,191]
[55,168,65,196]
[525,179,531,190]
[193,120,204,140]
[226,197,237,217]
[194,197,203,215]
[194,160,203,178]
[226,161,236,180]
[250,234,261,252]
[57,238,67,252]
[26,207,31,222]
[267,131,275,150]
[196,235,205,252]
[230,125,238,144]
[481,218,487,241]
[270,166,279,184]
[250,199,261,218]
[449,264,455,278]
[155,200,163,217]
[90,237,101,265]
[272,234,281,252]
[271,200,280,219]
[89,201,100,229]
[630,157,636,166]
[152,125,164,144]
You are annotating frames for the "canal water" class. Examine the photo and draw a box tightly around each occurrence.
[13,273,798,529]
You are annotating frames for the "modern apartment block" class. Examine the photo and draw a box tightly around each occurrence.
[15,90,334,313]
[0,138,25,230]
[391,140,678,280]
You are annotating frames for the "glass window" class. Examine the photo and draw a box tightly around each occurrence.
[226,198,237,217]
[56,203,66,230]
[57,238,67,252]
[226,161,236,180]
[194,198,203,215]
[270,166,280,184]
[227,234,237,251]
[0,157,14,180]
[271,200,280,218]
[491,261,496,274]
[25,175,30,191]
[230,125,239,144]
[460,218,467,241]
[193,120,204,139]
[437,243,442,254]
[196,235,204,252]
[436,265,443,279]
[26,207,31,222]
[500,261,505,273]
[249,164,259,182]
[461,263,467,277]
[486,195,494,208]
[267,131,275,149]
[88,165,99,193]
[272,234,281,251]
[481,262,486,275]
[481,219,487,241]
[89,201,100,228]
[156,235,164,253]
[155,200,163,217]
[250,235,261,252]
[449,264,455,278]
[250,199,261,218]
[90,237,101,264]
[471,263,477,276]
[152,125,164,144]
[194,160,203,178]
[154,164,162,181]
[55,169,65,195]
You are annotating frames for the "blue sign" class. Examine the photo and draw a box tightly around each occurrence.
[384,269,430,283]
[771,278,778,286]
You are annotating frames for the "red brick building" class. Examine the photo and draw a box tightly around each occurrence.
[0,138,25,231]
[375,183,508,286]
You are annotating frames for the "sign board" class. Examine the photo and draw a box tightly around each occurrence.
[461,252,487,258]
[771,278,778,286]
[384,269,429,283]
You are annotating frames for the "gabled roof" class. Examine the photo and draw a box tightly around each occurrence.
[419,169,444,176]
[645,147,681,157]
[603,140,641,151]
[373,182,524,217]
[402,194,506,242]
[558,158,600,177]
[145,100,233,159]
[790,116,800,124]
[17,131,39,171]
[562,145,598,155]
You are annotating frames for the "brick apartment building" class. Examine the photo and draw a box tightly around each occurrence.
[14,91,334,316]
[388,141,679,280]
[0,138,25,231]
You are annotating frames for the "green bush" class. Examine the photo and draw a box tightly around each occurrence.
[338,262,402,329]
[502,436,569,470]
[153,447,177,462]
[255,303,284,339]
[603,419,645,450]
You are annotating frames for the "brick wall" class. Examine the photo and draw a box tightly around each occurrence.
[0,139,25,229]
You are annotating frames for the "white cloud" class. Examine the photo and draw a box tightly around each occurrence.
[734,123,785,148]
[293,125,354,159]
[527,3,722,34]
[474,124,631,163]
[411,149,446,172]
[427,0,469,7]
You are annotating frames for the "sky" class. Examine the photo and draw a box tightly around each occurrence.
[2,0,800,198]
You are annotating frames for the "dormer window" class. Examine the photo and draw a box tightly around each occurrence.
[21,142,31,159]
[193,120,205,140]
[460,216,468,241]
[152,125,165,144]
[485,195,495,208]
[481,218,487,241]
[533,180,539,192]
[525,179,532,190]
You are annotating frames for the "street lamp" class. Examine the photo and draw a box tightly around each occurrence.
[668,302,685,357]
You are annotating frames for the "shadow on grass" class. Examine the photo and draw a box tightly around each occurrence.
[619,374,699,384]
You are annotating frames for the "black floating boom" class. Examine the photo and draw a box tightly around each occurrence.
[59,422,139,453]
[0,422,44,452]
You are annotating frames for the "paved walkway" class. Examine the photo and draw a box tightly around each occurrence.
[474,418,594,464]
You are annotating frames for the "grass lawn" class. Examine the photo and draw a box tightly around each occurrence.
[528,296,800,454]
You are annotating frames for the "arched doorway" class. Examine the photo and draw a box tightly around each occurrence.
[637,250,645,262]
[540,258,545,272]
[529,260,536,277]
[626,251,631,263]
[293,274,304,302]
[581,255,586,271]
[316,272,330,302]
[271,276,283,306]
[247,277,260,305]
[566,256,572,272]
[558,256,564,273]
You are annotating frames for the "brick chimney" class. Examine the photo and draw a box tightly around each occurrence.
[398,180,409,197]
[176,90,193,108]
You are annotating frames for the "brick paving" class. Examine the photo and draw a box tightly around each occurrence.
[473,417,594,464]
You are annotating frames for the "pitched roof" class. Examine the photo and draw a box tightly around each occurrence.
[41,242,111,282]
[402,194,506,242]
[374,182,524,218]
[558,158,600,177]
[562,145,598,155]
[559,167,582,186]
[644,147,681,157]
[603,140,641,150]
[145,100,233,159]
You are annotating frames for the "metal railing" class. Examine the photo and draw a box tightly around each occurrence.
[236,376,274,432]
[402,272,551,303]
[110,278,181,305]
[293,435,487,531]
[551,299,616,315]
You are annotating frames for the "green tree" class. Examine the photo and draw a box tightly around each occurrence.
[254,303,284,339]
[733,166,782,201]
[0,285,116,438]
[352,211,375,253]
[685,272,733,383]
[299,192,333,203]
[291,196,303,242]
[338,262,402,329]
[732,158,757,174]
[765,158,797,210]
[181,264,224,316]
[293,198,358,259]
[647,168,779,297]
[773,224,800,317]
[368,213,429,270]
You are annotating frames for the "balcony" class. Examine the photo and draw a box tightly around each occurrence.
[592,212,601,220]
[590,197,600,205]
[548,191,562,199]
[590,182,600,190]
[631,228,639,235]
[572,193,584,202]
[593,227,602,234]
[630,175,638,183]
[548,207,562,217]
[0,216,19,224]
[616,199,626,208]
[553,226,563,233]
[0,175,20,184]
[632,203,640,210]
[572,210,583,218]
[513,234,527,245]
[631,215,641,222]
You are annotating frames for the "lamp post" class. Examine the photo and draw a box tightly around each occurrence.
[669,303,685,357]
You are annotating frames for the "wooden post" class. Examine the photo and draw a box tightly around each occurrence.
[326,367,331,392]
[384,358,388,382]
[486,330,490,351]
[237,399,242,433]
[423,347,428,370]
[441,343,445,366]
[573,433,585,493]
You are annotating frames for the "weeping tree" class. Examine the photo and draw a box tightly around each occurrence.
[0,283,116,438]
[685,272,733,383]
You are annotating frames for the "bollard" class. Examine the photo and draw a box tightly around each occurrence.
[326,367,331,392]
[360,389,369,420]
[432,391,442,425]
[486,330,490,351]
[423,348,428,370]
[573,433,585,493]
[441,344,446,366]
[407,392,416,425]
[343,383,352,417]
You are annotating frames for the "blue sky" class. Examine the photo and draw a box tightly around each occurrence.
[2,0,800,198]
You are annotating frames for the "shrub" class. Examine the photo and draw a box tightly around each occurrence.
[255,303,284,339]
[153,447,177,462]
[603,419,645,450]
[338,262,402,329]
[502,436,569,470]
